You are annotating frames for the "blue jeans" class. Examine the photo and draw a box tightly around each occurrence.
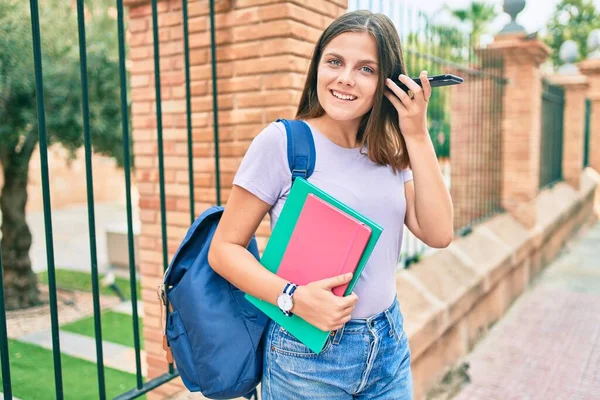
[261,297,413,399]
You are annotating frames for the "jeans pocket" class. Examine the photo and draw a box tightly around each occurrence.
[388,308,407,343]
[272,325,332,358]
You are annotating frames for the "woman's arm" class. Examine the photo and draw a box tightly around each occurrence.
[208,185,358,331]
[384,70,454,248]
[403,135,454,248]
[208,185,290,305]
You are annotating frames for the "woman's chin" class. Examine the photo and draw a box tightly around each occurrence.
[322,106,363,122]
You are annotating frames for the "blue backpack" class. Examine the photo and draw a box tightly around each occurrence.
[161,119,316,399]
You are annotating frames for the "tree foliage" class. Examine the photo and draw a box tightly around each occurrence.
[0,0,128,167]
[0,0,129,309]
[447,1,499,47]
[543,0,600,67]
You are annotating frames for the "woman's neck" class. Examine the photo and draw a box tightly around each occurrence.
[307,115,362,149]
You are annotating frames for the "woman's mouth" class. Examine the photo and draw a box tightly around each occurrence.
[330,90,357,101]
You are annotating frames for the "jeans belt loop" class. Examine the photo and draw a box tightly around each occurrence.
[332,323,345,345]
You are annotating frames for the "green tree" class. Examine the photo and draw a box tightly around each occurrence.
[543,0,600,67]
[448,1,498,47]
[0,0,129,310]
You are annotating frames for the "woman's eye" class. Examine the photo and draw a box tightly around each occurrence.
[328,59,342,66]
[361,66,374,73]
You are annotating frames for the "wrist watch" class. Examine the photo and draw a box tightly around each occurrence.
[277,282,298,317]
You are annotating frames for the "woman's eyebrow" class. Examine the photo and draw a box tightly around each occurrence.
[323,52,378,65]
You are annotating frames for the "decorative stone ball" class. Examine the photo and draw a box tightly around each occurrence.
[588,29,600,58]
[503,0,526,20]
[559,40,579,64]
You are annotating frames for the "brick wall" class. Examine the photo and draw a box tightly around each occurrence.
[487,36,551,229]
[123,0,347,398]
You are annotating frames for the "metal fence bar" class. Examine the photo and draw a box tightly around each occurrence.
[116,0,144,388]
[0,248,12,398]
[75,1,107,398]
[183,0,195,222]
[28,0,64,397]
[209,0,222,207]
[540,80,565,188]
[584,98,591,168]
[113,372,180,400]
[495,55,505,214]
[150,0,174,375]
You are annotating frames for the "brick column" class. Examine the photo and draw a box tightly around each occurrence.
[579,58,600,172]
[486,35,551,229]
[124,0,347,398]
[548,74,589,189]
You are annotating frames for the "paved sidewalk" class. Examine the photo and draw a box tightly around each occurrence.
[453,222,600,400]
[19,202,137,274]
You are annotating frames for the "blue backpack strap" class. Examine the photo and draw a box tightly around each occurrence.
[277,119,316,181]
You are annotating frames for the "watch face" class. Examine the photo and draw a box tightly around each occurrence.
[277,294,293,312]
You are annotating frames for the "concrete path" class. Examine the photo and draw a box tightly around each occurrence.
[17,329,147,376]
[453,222,600,400]
[18,202,138,274]
[112,300,144,316]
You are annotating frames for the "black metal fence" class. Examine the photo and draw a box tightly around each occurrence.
[584,98,591,168]
[540,79,565,188]
[0,0,216,398]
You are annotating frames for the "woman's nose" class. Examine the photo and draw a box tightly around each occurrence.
[337,69,355,86]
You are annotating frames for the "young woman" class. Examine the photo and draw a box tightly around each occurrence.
[208,10,453,400]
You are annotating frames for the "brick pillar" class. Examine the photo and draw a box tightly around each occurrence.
[579,58,600,172]
[487,35,551,229]
[124,0,347,398]
[548,74,589,189]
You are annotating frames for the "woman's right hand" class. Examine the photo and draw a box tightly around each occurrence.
[292,273,359,332]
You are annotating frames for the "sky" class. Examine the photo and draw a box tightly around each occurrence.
[351,0,600,40]
[418,0,600,33]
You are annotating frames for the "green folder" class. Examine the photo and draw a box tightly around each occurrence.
[245,177,383,354]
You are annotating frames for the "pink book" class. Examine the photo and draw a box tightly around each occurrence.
[276,194,372,296]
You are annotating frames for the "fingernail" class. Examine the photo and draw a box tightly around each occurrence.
[346,273,353,279]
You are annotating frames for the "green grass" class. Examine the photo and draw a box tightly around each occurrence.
[37,269,141,301]
[0,339,145,400]
[62,311,144,350]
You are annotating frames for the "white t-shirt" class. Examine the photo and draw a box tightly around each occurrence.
[233,121,413,318]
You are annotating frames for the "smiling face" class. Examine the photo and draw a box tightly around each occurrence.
[316,31,380,124]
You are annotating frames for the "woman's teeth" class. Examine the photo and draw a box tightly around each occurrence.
[331,90,356,101]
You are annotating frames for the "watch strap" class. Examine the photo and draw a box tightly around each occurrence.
[281,282,297,316]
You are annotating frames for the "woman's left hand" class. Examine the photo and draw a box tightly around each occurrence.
[384,70,431,139]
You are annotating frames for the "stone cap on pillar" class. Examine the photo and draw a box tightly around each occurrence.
[486,36,551,66]
[547,74,589,90]
[579,58,600,74]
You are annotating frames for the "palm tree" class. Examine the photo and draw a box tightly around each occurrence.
[449,1,499,46]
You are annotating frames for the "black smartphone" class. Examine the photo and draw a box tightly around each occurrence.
[391,73,464,92]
